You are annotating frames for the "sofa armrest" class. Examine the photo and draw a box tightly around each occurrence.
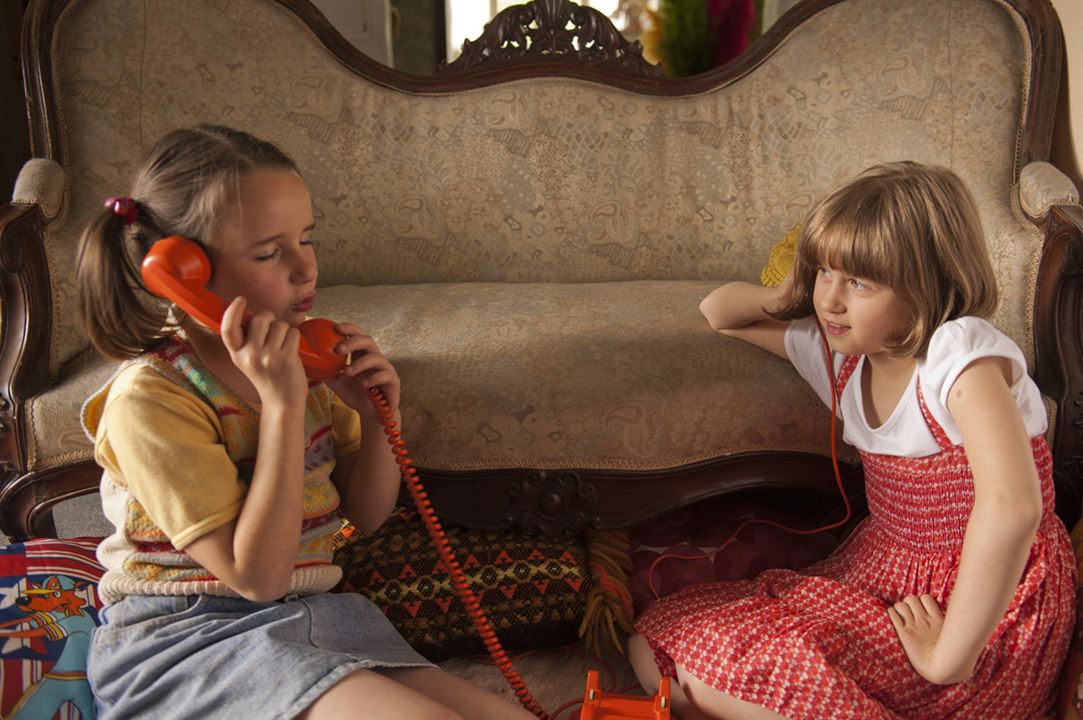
[1020,162,1080,219]
[11,158,65,220]
[0,200,56,477]
[1033,201,1083,527]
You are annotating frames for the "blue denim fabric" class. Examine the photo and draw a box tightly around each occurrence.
[87,593,432,720]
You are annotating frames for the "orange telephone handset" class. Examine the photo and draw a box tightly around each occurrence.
[140,236,347,382]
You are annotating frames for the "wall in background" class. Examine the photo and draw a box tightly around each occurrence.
[310,0,393,66]
[1051,0,1081,192]
[391,0,446,75]
[1,0,29,202]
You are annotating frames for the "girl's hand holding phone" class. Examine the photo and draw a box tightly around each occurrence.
[325,322,401,417]
[222,296,309,406]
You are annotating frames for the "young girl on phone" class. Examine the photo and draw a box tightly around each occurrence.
[629,162,1076,719]
[76,125,532,720]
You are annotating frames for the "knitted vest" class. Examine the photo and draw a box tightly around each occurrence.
[84,335,344,604]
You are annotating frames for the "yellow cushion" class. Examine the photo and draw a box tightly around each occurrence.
[760,224,801,287]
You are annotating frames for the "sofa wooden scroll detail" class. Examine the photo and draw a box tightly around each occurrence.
[1,0,1082,543]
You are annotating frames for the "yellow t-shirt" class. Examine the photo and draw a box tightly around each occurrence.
[82,336,361,603]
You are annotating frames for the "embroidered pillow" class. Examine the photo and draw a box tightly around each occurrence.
[0,537,105,720]
[333,507,611,661]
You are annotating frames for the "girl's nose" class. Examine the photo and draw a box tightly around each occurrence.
[291,250,317,284]
[818,279,845,312]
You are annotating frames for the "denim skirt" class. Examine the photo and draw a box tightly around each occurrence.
[87,593,433,720]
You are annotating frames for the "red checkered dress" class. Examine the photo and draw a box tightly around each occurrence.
[636,354,1076,719]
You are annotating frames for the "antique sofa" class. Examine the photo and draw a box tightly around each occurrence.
[2,0,1083,712]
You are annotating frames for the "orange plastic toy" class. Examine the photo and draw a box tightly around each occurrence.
[579,670,671,720]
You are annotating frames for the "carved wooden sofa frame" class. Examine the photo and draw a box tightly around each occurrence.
[1,0,1081,543]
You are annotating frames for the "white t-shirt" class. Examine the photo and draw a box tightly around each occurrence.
[784,316,1048,458]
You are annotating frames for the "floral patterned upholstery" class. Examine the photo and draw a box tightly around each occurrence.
[17,0,1051,475]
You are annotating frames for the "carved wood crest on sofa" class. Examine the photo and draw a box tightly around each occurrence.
[1,0,1081,544]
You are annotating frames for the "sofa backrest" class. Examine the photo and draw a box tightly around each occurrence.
[27,0,1050,375]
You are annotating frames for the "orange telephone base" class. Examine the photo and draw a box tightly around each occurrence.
[579,670,671,720]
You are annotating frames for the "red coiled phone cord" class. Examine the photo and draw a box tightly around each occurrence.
[366,387,550,719]
[365,325,846,716]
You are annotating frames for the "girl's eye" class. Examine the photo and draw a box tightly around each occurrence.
[849,278,869,290]
[255,248,281,262]
[817,267,831,278]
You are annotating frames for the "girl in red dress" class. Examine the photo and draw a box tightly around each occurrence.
[631,162,1076,719]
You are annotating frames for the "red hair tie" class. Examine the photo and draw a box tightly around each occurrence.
[103,196,138,225]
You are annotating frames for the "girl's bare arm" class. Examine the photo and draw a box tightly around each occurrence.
[699,279,793,359]
[889,356,1042,684]
[330,412,402,533]
[184,299,312,602]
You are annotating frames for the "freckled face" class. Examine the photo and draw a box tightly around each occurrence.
[207,169,318,326]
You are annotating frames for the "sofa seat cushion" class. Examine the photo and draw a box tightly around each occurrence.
[320,280,851,470]
[28,280,852,474]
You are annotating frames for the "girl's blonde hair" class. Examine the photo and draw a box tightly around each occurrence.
[76,125,298,359]
[773,161,998,357]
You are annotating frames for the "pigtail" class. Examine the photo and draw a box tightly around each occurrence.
[75,204,173,359]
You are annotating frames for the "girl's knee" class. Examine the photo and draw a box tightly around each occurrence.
[674,665,788,720]
[434,708,464,720]
[628,633,662,692]
[629,633,659,664]
[299,667,459,720]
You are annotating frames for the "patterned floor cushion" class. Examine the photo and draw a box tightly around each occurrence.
[333,506,632,661]
[0,538,104,720]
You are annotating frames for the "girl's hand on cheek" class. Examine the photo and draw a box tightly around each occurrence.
[221,297,308,405]
[325,323,401,417]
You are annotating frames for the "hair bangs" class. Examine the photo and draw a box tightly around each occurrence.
[774,161,998,357]
[800,198,898,289]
